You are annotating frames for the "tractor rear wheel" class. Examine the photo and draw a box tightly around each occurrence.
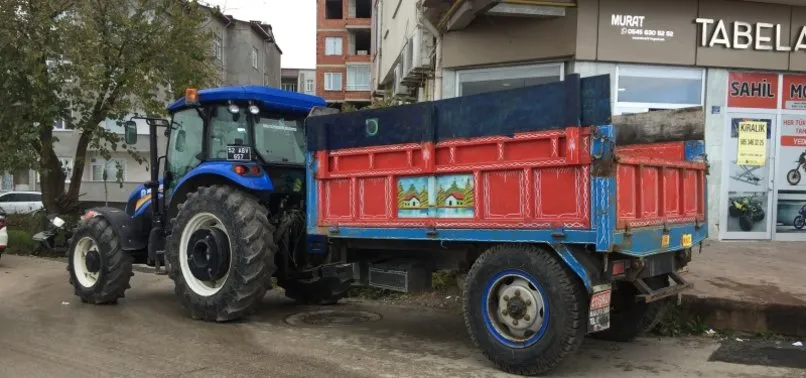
[166,185,276,322]
[67,217,133,304]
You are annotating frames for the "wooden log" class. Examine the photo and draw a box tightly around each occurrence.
[610,106,705,146]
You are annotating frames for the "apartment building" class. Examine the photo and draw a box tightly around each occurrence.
[281,68,317,96]
[316,0,373,107]
[2,7,284,207]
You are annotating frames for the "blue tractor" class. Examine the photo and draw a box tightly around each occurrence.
[66,86,352,321]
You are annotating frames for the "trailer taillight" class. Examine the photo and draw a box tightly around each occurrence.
[611,260,626,276]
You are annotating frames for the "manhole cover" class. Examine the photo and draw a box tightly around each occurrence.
[284,310,382,327]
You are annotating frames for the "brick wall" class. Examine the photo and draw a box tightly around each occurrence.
[315,0,372,102]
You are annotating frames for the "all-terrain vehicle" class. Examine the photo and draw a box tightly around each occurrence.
[67,76,707,376]
[728,194,766,231]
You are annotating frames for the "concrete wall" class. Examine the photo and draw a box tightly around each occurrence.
[703,68,729,238]
[225,22,282,87]
[375,0,419,84]
[298,69,317,95]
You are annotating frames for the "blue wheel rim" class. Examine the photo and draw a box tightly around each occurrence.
[481,269,550,349]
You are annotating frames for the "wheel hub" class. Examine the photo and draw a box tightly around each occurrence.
[186,228,230,281]
[85,250,101,273]
[497,282,542,331]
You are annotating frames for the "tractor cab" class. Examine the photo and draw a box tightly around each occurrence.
[123,86,329,218]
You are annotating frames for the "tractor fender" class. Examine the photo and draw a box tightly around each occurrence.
[82,207,147,252]
[174,161,274,193]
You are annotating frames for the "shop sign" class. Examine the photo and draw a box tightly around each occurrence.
[727,72,778,109]
[610,14,676,43]
[783,74,806,110]
[696,18,806,52]
[736,121,767,166]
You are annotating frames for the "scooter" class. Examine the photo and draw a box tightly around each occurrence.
[794,204,806,230]
[32,215,71,256]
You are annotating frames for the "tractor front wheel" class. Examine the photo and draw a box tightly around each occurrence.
[166,185,276,322]
[67,217,133,304]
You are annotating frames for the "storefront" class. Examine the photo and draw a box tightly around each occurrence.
[434,0,806,241]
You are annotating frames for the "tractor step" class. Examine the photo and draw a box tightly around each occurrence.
[366,260,432,293]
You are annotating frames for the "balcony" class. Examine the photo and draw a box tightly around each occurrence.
[399,26,435,87]
[422,0,575,31]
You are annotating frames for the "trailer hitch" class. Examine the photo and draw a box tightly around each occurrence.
[634,271,691,304]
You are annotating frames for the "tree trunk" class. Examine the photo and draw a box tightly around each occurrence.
[610,107,705,146]
[38,124,67,214]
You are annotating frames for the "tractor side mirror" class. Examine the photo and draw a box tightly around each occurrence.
[175,129,187,152]
[123,121,138,145]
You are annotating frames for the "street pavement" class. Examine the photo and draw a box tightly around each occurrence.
[0,254,804,378]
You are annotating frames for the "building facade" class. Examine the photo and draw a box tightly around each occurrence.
[372,0,806,242]
[316,0,374,107]
[282,68,317,95]
[2,8,284,207]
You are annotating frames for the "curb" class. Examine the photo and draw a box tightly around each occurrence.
[681,294,806,337]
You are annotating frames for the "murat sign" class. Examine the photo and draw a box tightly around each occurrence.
[696,18,806,51]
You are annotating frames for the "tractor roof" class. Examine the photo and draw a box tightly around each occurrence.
[166,85,327,115]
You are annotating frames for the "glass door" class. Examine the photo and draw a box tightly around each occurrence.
[720,113,777,240]
[772,114,806,241]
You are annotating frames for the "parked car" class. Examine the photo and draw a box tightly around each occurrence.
[0,191,44,214]
[0,206,8,258]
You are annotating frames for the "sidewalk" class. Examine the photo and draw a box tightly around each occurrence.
[682,240,806,337]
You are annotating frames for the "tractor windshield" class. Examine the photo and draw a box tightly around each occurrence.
[253,113,306,164]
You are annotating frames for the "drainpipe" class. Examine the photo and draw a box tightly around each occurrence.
[417,2,443,100]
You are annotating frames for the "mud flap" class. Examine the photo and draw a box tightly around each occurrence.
[588,284,612,333]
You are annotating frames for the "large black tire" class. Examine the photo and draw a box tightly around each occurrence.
[795,216,805,230]
[166,185,276,322]
[67,217,134,304]
[728,204,741,218]
[588,276,669,342]
[752,208,765,222]
[463,244,587,376]
[739,214,753,231]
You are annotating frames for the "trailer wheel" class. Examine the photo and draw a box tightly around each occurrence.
[166,185,276,322]
[67,217,133,304]
[463,244,586,376]
[589,276,668,342]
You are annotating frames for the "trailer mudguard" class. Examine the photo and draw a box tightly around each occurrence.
[83,207,147,251]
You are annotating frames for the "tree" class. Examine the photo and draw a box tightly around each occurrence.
[0,0,216,213]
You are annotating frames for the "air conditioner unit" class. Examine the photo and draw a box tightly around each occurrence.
[411,26,434,71]
[402,38,414,77]
[393,65,409,96]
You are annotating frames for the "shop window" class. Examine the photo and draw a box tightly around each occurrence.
[616,64,704,107]
[455,63,564,97]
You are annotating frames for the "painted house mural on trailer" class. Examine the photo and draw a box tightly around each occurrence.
[396,175,475,218]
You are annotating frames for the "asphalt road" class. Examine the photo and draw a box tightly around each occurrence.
[0,254,804,378]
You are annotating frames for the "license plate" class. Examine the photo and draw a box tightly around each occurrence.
[681,233,692,248]
[588,284,612,333]
[227,145,252,161]
[661,234,670,248]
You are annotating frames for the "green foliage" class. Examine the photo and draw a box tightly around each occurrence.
[652,303,710,337]
[0,0,217,213]
[6,230,35,254]
[5,212,47,235]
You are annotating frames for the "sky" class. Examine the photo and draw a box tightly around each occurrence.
[204,0,316,69]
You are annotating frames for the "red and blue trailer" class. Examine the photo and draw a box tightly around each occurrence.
[303,74,708,375]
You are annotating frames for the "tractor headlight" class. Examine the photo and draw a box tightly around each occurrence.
[227,104,240,114]
[248,105,260,115]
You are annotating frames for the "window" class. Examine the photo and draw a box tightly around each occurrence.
[324,72,343,91]
[1,173,13,191]
[251,47,259,69]
[91,159,127,181]
[456,63,564,97]
[282,82,298,92]
[38,157,74,183]
[167,109,204,184]
[207,106,251,160]
[212,35,223,61]
[254,114,306,164]
[21,193,41,202]
[355,0,371,18]
[325,0,343,19]
[616,64,704,107]
[305,79,314,93]
[53,118,65,130]
[352,30,370,55]
[346,65,370,91]
[325,37,343,56]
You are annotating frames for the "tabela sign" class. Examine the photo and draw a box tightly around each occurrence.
[737,121,767,166]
